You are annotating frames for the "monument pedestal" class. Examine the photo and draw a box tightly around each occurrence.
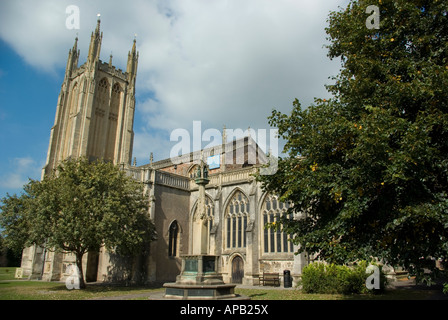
[163,255,248,300]
[159,160,248,300]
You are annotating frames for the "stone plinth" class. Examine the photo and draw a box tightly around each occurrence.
[162,255,249,300]
[163,283,240,300]
[175,255,223,285]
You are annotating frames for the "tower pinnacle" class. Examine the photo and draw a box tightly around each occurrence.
[96,14,101,30]
[64,36,79,80]
[126,37,139,83]
[87,15,103,66]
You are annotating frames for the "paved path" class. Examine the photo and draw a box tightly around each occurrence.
[89,283,291,300]
[390,277,448,300]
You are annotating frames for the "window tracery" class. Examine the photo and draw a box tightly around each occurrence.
[261,194,293,253]
[225,191,249,249]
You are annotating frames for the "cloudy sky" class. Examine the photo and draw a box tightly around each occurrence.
[0,0,349,199]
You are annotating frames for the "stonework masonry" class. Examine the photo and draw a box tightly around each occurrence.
[21,20,308,287]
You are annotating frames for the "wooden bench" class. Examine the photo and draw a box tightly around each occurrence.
[258,272,280,287]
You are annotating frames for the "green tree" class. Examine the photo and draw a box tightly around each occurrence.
[0,158,155,288]
[258,0,448,283]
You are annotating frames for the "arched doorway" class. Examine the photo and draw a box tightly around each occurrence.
[85,251,99,282]
[231,256,244,284]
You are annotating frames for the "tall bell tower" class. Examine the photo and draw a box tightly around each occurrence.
[43,17,138,177]
[22,17,139,282]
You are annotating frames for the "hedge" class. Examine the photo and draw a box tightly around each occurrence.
[300,261,387,294]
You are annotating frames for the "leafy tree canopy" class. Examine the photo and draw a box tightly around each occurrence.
[258,0,448,283]
[0,158,155,287]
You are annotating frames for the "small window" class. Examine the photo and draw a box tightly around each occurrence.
[112,83,121,94]
[168,221,179,257]
[98,78,109,90]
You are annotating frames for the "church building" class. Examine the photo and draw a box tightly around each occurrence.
[20,20,308,286]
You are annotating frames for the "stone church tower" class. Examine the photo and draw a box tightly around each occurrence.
[42,17,138,177]
[21,19,140,281]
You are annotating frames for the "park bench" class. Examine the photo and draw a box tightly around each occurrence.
[258,272,280,287]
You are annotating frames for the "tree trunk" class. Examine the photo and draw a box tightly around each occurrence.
[76,253,86,289]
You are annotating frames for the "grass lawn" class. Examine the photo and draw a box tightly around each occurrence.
[235,287,442,300]
[0,280,164,300]
[1,267,445,300]
[0,281,442,300]
[0,267,23,281]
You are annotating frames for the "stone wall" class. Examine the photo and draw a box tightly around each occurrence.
[153,184,190,283]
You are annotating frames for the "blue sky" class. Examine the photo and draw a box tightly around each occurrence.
[0,39,60,196]
[0,0,348,200]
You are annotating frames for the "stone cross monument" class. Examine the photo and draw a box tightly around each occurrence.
[192,154,210,255]
[161,156,248,300]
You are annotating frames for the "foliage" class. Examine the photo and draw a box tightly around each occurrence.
[258,0,448,283]
[0,158,155,288]
[0,194,33,254]
[300,261,387,294]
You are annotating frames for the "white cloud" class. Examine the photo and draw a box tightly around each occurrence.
[0,157,42,190]
[0,0,349,163]
[133,129,173,164]
[0,0,71,74]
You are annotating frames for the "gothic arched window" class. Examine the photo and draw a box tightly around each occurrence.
[96,78,109,111]
[105,82,121,160]
[88,78,110,159]
[62,83,79,158]
[168,221,179,257]
[188,165,199,178]
[69,82,79,115]
[110,83,121,118]
[98,77,109,90]
[225,191,249,249]
[261,195,293,253]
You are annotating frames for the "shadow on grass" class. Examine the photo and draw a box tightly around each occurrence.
[248,292,267,298]
[338,284,448,300]
[49,282,164,293]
